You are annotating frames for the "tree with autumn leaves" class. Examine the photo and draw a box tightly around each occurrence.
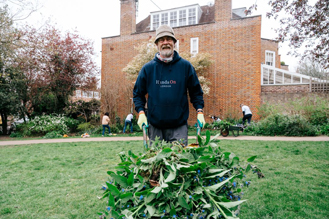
[0,4,99,134]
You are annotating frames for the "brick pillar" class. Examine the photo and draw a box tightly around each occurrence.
[120,0,136,35]
[214,0,232,22]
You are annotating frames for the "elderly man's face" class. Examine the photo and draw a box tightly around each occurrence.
[156,36,175,58]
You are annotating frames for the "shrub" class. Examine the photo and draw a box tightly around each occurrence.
[253,114,317,136]
[9,132,23,138]
[212,120,233,130]
[43,131,62,139]
[98,131,262,219]
[320,123,329,136]
[77,122,96,132]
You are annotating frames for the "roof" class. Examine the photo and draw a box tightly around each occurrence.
[136,5,245,33]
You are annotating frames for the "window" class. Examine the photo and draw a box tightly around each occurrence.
[175,40,179,52]
[88,91,93,98]
[94,92,100,99]
[152,14,159,30]
[170,11,177,27]
[265,50,275,67]
[82,91,88,98]
[161,13,168,25]
[188,8,196,25]
[190,37,199,55]
[76,90,81,97]
[179,10,186,26]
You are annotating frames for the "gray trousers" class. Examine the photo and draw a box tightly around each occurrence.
[148,124,188,146]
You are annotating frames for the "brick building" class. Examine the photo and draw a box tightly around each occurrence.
[101,0,283,124]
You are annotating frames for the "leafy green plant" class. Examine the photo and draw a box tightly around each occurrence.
[252,114,318,136]
[98,131,261,219]
[43,131,63,139]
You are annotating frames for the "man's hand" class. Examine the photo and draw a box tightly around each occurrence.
[137,111,148,129]
[197,112,205,128]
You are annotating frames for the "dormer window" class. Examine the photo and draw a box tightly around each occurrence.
[150,4,202,30]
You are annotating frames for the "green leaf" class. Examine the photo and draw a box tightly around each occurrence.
[198,155,212,162]
[208,168,225,173]
[246,164,251,172]
[146,205,156,216]
[156,148,172,161]
[108,192,115,207]
[170,207,177,217]
[120,192,133,202]
[111,210,120,218]
[145,193,156,203]
[247,155,257,162]
[197,135,203,146]
[230,157,239,167]
[110,173,128,188]
[151,186,162,194]
[204,169,231,179]
[205,130,211,145]
[205,175,235,192]
[218,200,246,209]
[178,195,190,209]
[164,170,176,182]
[106,182,120,196]
[127,172,134,186]
[107,170,115,175]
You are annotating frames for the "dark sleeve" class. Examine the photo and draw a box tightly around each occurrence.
[187,64,204,110]
[133,67,147,113]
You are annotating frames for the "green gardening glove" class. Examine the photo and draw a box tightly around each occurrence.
[137,112,148,129]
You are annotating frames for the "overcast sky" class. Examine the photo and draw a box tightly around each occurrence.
[21,0,299,71]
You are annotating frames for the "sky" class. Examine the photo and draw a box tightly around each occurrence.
[20,0,299,71]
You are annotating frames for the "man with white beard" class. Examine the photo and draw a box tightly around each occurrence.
[133,25,205,146]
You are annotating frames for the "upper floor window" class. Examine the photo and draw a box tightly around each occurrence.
[94,92,100,99]
[76,90,81,97]
[179,9,186,26]
[190,37,199,55]
[150,4,201,30]
[188,8,196,25]
[82,91,88,98]
[170,11,177,27]
[265,50,275,67]
[88,91,93,98]
[152,14,159,30]
[161,13,168,25]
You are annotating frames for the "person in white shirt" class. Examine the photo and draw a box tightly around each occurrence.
[102,112,112,136]
[123,113,134,133]
[240,104,252,126]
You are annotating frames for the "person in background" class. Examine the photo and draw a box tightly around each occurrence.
[133,25,205,146]
[240,104,252,126]
[123,113,134,134]
[102,112,112,136]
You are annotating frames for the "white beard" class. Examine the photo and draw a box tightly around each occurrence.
[158,46,174,58]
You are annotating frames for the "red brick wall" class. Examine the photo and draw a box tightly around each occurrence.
[102,0,262,124]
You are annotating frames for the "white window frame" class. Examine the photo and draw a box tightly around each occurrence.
[76,90,81,97]
[188,8,196,25]
[265,50,275,67]
[170,11,177,27]
[82,91,88,98]
[190,37,199,55]
[161,12,168,25]
[179,9,186,26]
[94,92,100,99]
[152,14,159,30]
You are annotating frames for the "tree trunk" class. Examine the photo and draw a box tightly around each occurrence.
[1,112,8,135]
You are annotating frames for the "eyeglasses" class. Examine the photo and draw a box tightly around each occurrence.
[157,37,174,43]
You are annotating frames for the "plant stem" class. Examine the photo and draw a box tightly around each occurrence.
[203,187,228,219]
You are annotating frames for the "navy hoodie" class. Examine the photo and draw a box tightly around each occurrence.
[133,51,204,129]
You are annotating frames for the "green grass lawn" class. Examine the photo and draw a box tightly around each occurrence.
[0,140,328,219]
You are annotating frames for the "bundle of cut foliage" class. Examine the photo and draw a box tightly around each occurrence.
[98,131,261,219]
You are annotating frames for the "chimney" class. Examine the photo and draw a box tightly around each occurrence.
[215,0,232,22]
[120,0,136,35]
